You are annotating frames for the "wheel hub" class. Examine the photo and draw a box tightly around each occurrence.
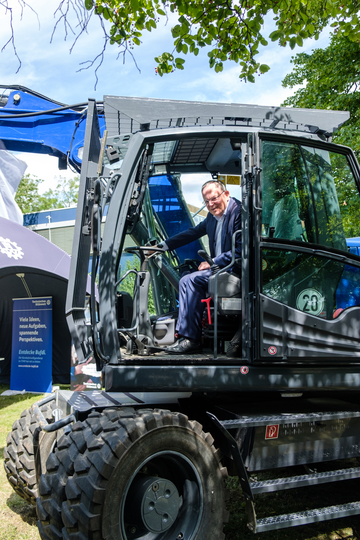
[130,476,181,533]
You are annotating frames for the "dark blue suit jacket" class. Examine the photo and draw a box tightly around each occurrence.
[165,197,241,268]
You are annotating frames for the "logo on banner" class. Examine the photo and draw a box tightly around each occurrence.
[265,425,279,439]
[0,236,24,260]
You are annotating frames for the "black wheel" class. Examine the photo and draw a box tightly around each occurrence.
[4,399,56,504]
[60,407,228,540]
[36,421,87,540]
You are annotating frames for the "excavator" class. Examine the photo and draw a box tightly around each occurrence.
[3,85,360,539]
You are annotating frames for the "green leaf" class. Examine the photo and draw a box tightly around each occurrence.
[269,30,282,41]
[259,63,270,73]
[300,13,308,24]
[208,25,217,39]
[175,57,185,69]
[85,0,93,10]
[130,0,140,12]
[172,25,181,37]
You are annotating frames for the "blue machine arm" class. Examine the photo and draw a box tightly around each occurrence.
[0,85,105,172]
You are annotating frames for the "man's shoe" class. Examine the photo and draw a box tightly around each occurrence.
[166,337,202,354]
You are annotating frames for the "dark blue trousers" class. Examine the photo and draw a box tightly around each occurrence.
[176,269,213,341]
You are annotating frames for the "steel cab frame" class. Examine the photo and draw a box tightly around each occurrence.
[66,98,360,396]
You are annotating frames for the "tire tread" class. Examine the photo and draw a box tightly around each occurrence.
[4,401,56,504]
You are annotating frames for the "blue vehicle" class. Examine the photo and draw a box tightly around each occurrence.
[347,236,360,256]
[335,238,360,313]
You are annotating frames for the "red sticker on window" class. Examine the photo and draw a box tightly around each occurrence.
[268,346,277,355]
[240,366,249,375]
[265,425,279,440]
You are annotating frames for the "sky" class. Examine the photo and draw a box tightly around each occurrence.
[0,0,331,192]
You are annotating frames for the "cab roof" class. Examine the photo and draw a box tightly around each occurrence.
[103,95,349,140]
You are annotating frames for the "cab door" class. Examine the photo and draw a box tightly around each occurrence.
[258,136,360,362]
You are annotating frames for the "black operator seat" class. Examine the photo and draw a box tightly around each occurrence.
[207,266,241,315]
[198,248,241,316]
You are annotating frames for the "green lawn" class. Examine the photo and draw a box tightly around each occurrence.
[0,385,42,540]
[1,383,360,540]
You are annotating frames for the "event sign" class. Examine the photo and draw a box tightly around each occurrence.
[10,297,52,393]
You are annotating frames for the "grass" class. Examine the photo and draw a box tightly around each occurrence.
[1,383,360,539]
[0,384,43,540]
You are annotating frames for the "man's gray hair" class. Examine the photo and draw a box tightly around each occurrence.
[201,179,226,194]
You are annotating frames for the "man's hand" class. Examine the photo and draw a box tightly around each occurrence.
[144,244,164,257]
[198,261,211,271]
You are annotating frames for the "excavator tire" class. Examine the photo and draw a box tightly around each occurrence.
[4,400,56,505]
[36,424,85,540]
[36,407,229,540]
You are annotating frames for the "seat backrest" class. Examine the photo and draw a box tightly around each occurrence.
[208,272,241,298]
[208,272,241,315]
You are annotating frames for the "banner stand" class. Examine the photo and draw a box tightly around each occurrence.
[10,296,52,393]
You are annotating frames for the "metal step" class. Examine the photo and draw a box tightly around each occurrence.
[220,409,360,429]
[253,502,360,533]
[250,466,360,494]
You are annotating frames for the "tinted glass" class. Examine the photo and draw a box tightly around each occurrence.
[262,247,360,319]
[261,141,360,252]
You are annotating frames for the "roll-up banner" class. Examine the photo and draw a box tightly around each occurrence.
[10,296,52,393]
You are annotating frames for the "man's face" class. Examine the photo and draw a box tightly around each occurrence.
[202,183,230,218]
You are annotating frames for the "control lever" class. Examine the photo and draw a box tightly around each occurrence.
[198,250,220,274]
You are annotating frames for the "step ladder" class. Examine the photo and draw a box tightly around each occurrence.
[208,410,360,533]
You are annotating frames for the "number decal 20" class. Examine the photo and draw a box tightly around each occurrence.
[296,288,324,316]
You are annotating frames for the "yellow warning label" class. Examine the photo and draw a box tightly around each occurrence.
[218,174,241,185]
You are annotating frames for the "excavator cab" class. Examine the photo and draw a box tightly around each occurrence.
[65,97,360,384]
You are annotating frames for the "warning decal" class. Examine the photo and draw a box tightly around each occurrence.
[265,425,279,440]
